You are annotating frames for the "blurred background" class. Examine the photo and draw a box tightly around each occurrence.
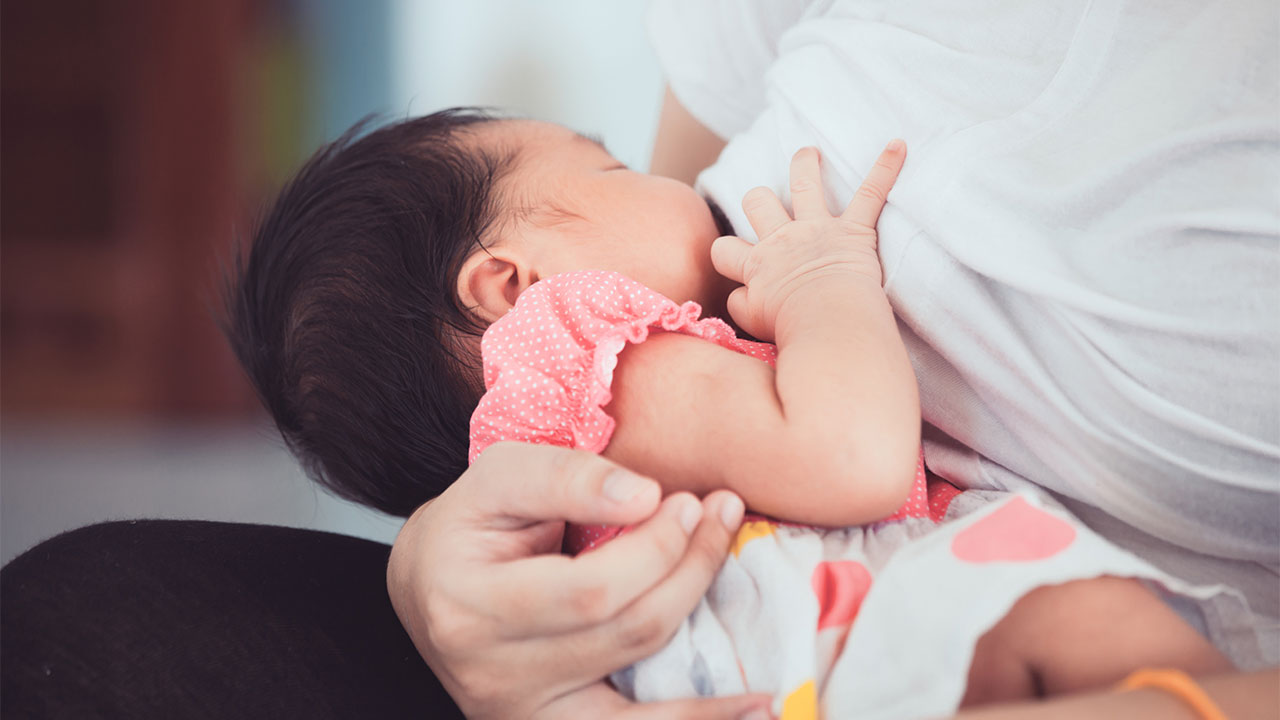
[1,0,664,565]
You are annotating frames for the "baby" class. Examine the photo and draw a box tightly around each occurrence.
[226,109,1243,717]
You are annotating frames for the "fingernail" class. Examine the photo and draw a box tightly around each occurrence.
[717,494,744,530]
[887,138,905,152]
[678,499,703,534]
[602,470,653,504]
[739,707,772,720]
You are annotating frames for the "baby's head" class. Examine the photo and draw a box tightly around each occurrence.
[224,109,734,515]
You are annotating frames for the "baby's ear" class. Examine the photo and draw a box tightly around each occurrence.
[458,253,525,323]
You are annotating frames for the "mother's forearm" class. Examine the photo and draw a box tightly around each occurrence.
[649,85,727,185]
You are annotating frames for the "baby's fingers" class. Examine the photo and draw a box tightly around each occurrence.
[789,146,828,220]
[842,139,906,228]
[710,235,752,284]
[741,185,791,240]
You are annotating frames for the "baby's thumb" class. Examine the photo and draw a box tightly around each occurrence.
[726,286,770,343]
[710,235,751,284]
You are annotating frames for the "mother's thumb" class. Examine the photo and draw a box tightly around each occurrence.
[470,442,662,527]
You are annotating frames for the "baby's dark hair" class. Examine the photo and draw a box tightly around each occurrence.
[223,108,513,517]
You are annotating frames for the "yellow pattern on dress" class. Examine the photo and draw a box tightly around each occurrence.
[779,679,817,720]
[729,520,777,557]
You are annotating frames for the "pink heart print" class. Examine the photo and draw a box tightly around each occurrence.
[951,496,1076,563]
[811,560,874,630]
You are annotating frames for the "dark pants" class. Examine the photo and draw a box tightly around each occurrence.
[1,520,463,719]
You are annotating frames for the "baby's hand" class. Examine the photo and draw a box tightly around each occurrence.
[711,141,906,342]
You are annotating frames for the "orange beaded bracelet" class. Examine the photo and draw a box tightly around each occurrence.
[1117,669,1228,720]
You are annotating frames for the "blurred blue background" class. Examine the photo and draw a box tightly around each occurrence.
[1,0,663,564]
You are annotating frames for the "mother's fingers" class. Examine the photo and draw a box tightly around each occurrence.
[581,491,747,670]
[540,680,773,720]
[616,693,774,720]
[842,139,907,228]
[467,443,662,534]
[478,492,746,692]
[483,492,708,638]
[788,146,829,221]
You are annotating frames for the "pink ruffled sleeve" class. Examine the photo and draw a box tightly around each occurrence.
[468,270,775,464]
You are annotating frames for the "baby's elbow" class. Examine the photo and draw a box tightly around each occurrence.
[859,451,920,518]
[809,447,919,526]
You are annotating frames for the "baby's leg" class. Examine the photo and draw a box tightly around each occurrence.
[961,576,1232,707]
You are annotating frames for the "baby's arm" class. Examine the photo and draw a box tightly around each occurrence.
[605,143,918,526]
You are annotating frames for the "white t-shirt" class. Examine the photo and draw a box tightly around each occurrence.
[650,0,1279,665]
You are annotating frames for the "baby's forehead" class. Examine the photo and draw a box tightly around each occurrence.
[465,120,585,232]
[471,119,601,197]
[464,119,576,159]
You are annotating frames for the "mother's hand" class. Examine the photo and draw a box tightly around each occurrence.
[387,441,771,719]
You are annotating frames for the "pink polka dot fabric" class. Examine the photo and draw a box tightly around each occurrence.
[468,270,775,464]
